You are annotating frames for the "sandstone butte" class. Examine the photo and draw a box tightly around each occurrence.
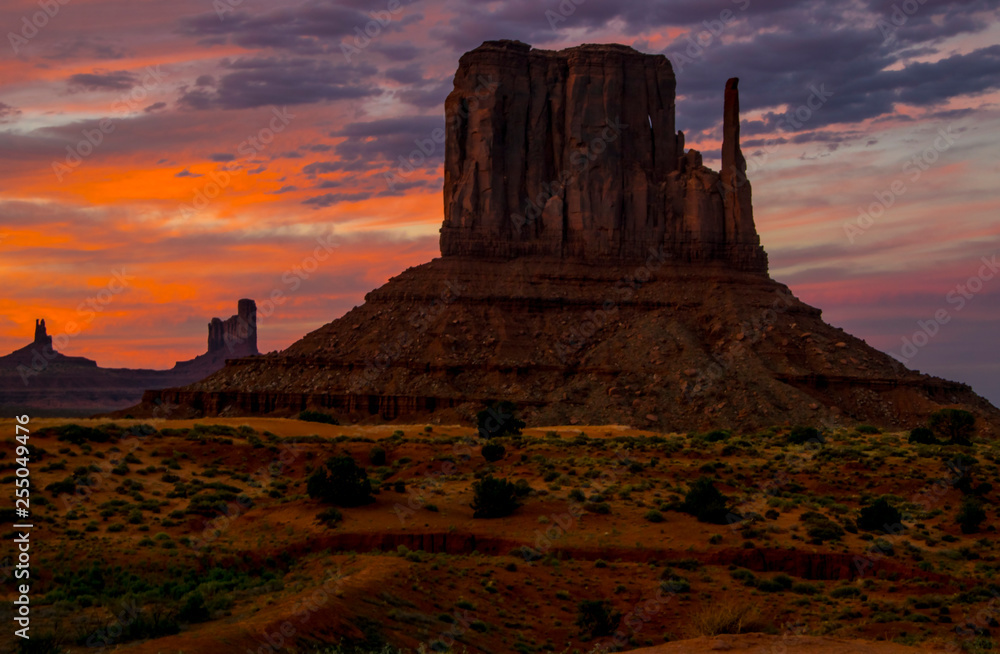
[0,301,258,414]
[132,40,999,434]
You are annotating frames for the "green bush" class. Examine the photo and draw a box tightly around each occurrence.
[908,427,938,445]
[471,475,520,519]
[481,441,506,462]
[307,456,373,507]
[644,510,665,523]
[800,511,844,542]
[54,424,111,445]
[369,446,386,466]
[857,498,903,533]
[317,507,343,527]
[298,410,339,425]
[957,497,987,534]
[177,591,210,623]
[584,501,611,515]
[476,401,526,438]
[830,585,862,598]
[788,426,821,445]
[856,424,881,434]
[576,599,622,638]
[681,477,732,524]
[929,409,975,445]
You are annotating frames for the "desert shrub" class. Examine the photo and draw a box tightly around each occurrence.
[856,424,881,434]
[17,632,66,653]
[481,441,506,462]
[830,585,862,598]
[800,511,844,542]
[45,478,76,495]
[644,510,665,523]
[690,600,762,636]
[908,427,938,445]
[369,446,386,466]
[680,477,731,524]
[661,577,691,594]
[471,475,520,518]
[788,426,821,445]
[957,497,987,534]
[584,502,611,515]
[177,591,210,623]
[317,507,343,527]
[54,424,111,445]
[476,401,526,438]
[576,600,622,638]
[929,409,975,445]
[298,410,339,425]
[858,497,904,533]
[703,430,730,442]
[307,456,373,507]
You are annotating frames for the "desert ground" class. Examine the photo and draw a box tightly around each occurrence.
[3,416,997,653]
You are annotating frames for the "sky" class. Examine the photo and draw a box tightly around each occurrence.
[0,0,998,406]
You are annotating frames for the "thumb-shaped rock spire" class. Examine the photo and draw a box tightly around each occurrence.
[721,77,759,246]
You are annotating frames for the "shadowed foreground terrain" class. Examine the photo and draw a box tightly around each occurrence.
[3,416,998,653]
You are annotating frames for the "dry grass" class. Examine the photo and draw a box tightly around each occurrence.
[690,599,765,636]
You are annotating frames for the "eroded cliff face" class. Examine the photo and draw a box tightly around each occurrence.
[440,40,766,271]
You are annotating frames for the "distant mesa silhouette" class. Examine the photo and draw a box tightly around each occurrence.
[128,41,997,432]
[0,300,258,415]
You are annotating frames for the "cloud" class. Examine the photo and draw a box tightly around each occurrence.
[303,191,372,207]
[177,57,380,110]
[176,0,413,56]
[331,115,446,170]
[67,69,137,91]
[0,103,21,123]
[44,37,127,61]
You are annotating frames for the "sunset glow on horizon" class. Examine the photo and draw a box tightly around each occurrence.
[1,0,998,404]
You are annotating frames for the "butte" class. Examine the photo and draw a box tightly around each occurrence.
[133,41,999,433]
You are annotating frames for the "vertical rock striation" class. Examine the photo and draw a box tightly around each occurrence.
[440,40,766,271]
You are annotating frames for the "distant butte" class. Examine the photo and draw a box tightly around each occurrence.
[0,300,258,415]
[131,41,999,433]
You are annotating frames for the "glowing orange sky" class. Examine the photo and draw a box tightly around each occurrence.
[1,0,998,404]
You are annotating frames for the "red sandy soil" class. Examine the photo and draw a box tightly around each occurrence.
[2,417,996,653]
[626,632,925,653]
